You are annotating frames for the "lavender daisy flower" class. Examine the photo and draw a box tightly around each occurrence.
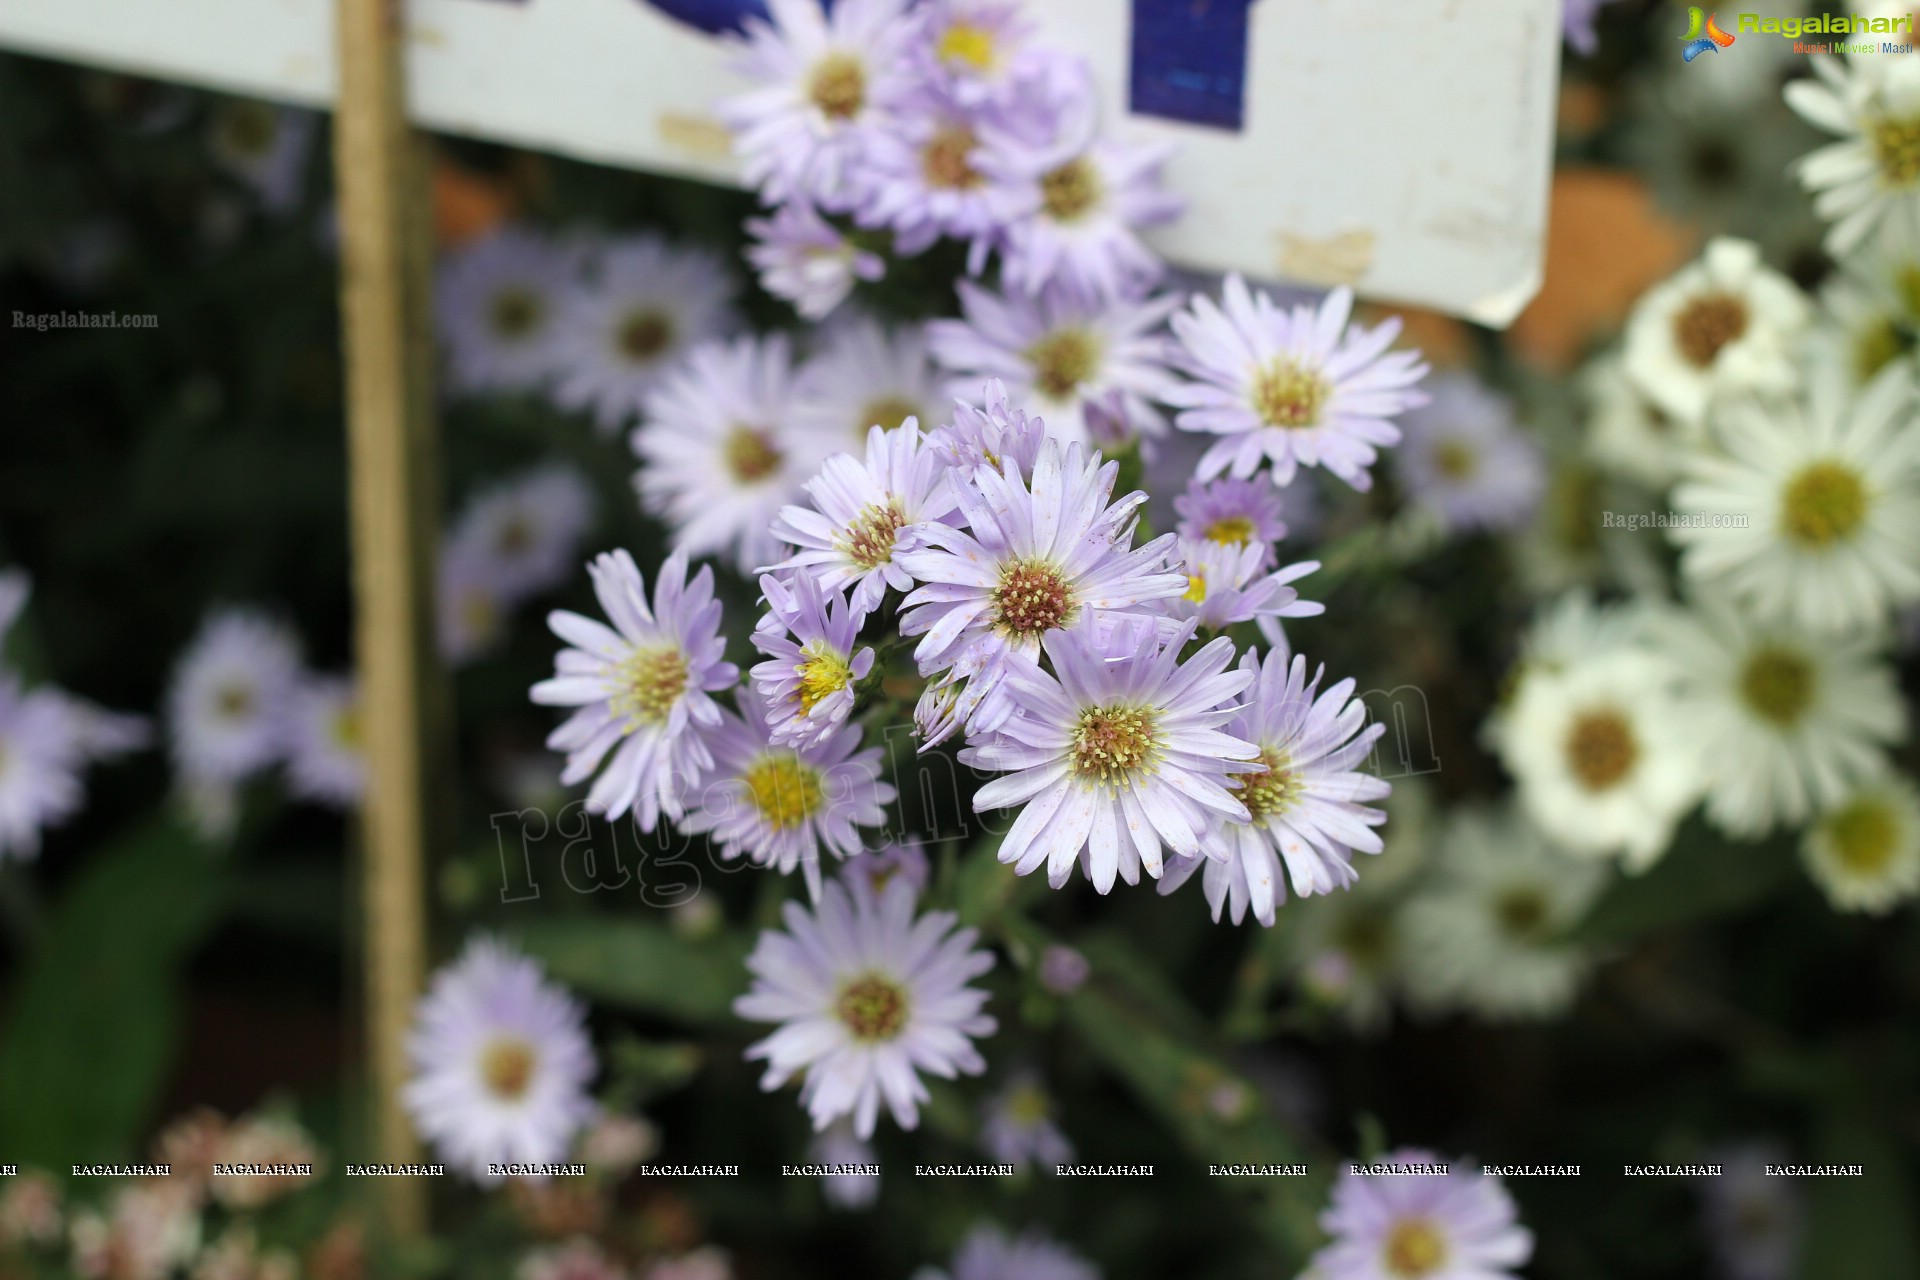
[1307,1149,1533,1280]
[960,615,1259,893]
[1397,374,1545,534]
[914,1225,1098,1280]
[167,608,301,784]
[633,334,838,575]
[913,0,1036,108]
[746,202,885,321]
[1159,647,1389,928]
[284,674,364,808]
[930,281,1181,448]
[1167,276,1430,493]
[1162,539,1323,635]
[979,1069,1074,1171]
[444,464,598,605]
[531,549,738,831]
[855,91,999,262]
[768,418,959,613]
[436,226,576,396]
[894,438,1188,749]
[548,233,737,434]
[734,875,995,1138]
[751,572,875,748]
[1173,476,1290,569]
[403,937,597,1182]
[209,102,315,213]
[437,539,513,668]
[927,378,1046,481]
[976,55,1182,303]
[0,680,87,861]
[845,839,933,898]
[722,0,920,209]
[791,316,937,447]
[678,682,896,899]
[810,1118,881,1209]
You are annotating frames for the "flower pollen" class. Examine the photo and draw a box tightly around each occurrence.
[1251,356,1332,429]
[936,22,996,70]
[840,500,908,570]
[1826,797,1898,874]
[1025,328,1100,401]
[479,1037,537,1101]
[1235,746,1301,823]
[1381,1217,1449,1278]
[835,972,910,1042]
[990,557,1075,637]
[797,646,855,713]
[808,52,866,120]
[1564,708,1638,792]
[724,425,784,483]
[922,125,982,190]
[1671,291,1749,368]
[743,753,824,829]
[1204,515,1257,545]
[1040,157,1102,223]
[1871,114,1920,186]
[859,395,922,435]
[1069,705,1158,787]
[1779,460,1867,547]
[612,644,689,727]
[1739,646,1815,726]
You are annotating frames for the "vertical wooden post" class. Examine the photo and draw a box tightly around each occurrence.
[333,0,439,1238]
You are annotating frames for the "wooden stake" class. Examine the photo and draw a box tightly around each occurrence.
[333,0,440,1237]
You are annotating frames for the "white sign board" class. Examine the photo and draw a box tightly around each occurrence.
[0,0,1559,324]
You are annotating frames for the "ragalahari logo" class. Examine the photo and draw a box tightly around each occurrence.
[1682,7,1737,60]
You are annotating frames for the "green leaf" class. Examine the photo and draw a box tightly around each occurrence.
[513,917,750,1027]
[0,816,224,1167]
[1800,1110,1920,1279]
[1568,825,1795,946]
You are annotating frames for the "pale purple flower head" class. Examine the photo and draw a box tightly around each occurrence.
[790,316,937,447]
[1397,374,1545,534]
[855,89,1002,263]
[443,464,597,605]
[894,437,1188,749]
[436,226,576,396]
[928,378,1047,481]
[167,608,302,784]
[209,103,316,213]
[960,614,1260,893]
[547,232,738,434]
[1037,944,1090,995]
[1562,0,1620,54]
[768,418,958,613]
[1160,647,1389,928]
[1308,1148,1533,1280]
[1167,276,1430,492]
[437,538,513,667]
[0,678,88,862]
[746,201,886,321]
[1699,1142,1802,1280]
[721,0,921,210]
[912,0,1038,109]
[975,54,1182,303]
[678,682,896,900]
[843,838,933,899]
[530,549,739,832]
[403,937,598,1183]
[1161,540,1323,634]
[734,874,995,1138]
[810,1119,881,1209]
[1173,476,1291,568]
[930,280,1181,451]
[284,673,365,808]
[751,571,875,748]
[914,1225,1098,1280]
[979,1069,1074,1171]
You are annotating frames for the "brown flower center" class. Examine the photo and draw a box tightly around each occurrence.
[1025,329,1100,401]
[860,395,922,436]
[489,287,544,341]
[723,425,784,484]
[1671,291,1749,368]
[840,500,907,570]
[836,973,909,1041]
[1563,708,1638,792]
[991,557,1075,636]
[1070,705,1159,786]
[479,1038,537,1101]
[215,683,255,719]
[1040,157,1102,222]
[922,125,982,191]
[617,310,674,362]
[808,53,866,120]
[1495,887,1551,941]
[1432,439,1479,481]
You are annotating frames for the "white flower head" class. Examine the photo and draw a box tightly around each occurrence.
[1801,776,1920,914]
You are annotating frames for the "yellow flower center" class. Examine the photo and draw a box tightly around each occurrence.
[489,287,544,340]
[1182,572,1209,604]
[1025,328,1100,401]
[330,705,361,752]
[1204,515,1257,545]
[859,395,922,437]
[1233,746,1301,823]
[1432,438,1479,481]
[937,22,996,71]
[808,52,866,120]
[921,125,982,191]
[1871,114,1920,186]
[743,753,824,830]
[1069,705,1158,787]
[1040,157,1102,223]
[840,500,908,570]
[1382,1217,1449,1278]
[1854,316,1907,383]
[1005,1083,1050,1127]
[1779,461,1867,548]
[612,645,689,727]
[797,647,855,713]
[617,309,674,362]
[1251,357,1331,429]
[1739,646,1815,726]
[991,557,1076,636]
[1671,291,1749,368]
[479,1037,537,1101]
[1824,796,1899,874]
[836,973,909,1041]
[723,425,784,484]
[1563,707,1638,792]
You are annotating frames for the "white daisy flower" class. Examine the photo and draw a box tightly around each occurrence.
[402,937,597,1182]
[677,681,896,899]
[1166,276,1429,493]
[284,673,365,808]
[790,316,938,447]
[767,417,959,614]
[1401,807,1607,1022]
[1800,776,1920,914]
[1621,237,1809,426]
[733,875,996,1138]
[167,608,301,785]
[632,334,838,575]
[1653,593,1905,838]
[1807,270,1916,393]
[531,549,739,832]
[1491,643,1703,871]
[1581,354,1702,492]
[1307,1149,1533,1280]
[1671,360,1920,635]
[435,227,577,396]
[1786,53,1920,256]
[548,233,737,435]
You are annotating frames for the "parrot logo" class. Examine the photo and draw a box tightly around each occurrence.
[1682,7,1736,60]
